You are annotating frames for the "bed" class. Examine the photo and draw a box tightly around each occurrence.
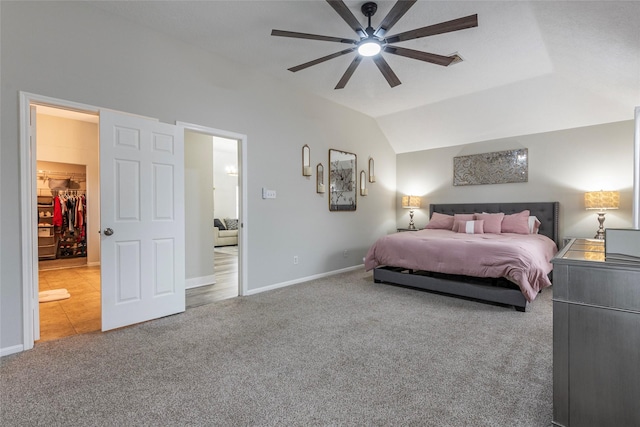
[366,202,560,312]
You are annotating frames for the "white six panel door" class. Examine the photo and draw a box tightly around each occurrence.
[100,110,185,331]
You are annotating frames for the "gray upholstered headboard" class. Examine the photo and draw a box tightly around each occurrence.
[430,202,560,247]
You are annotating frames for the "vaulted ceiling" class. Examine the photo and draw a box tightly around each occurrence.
[91,1,639,153]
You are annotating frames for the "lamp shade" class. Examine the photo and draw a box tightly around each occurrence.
[402,195,421,209]
[585,191,620,210]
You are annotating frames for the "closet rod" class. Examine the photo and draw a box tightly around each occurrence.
[37,188,86,196]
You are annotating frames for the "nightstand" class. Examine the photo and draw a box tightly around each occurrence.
[396,228,419,232]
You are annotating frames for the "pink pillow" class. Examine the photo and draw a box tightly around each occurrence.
[424,212,455,230]
[501,210,531,234]
[452,214,475,231]
[456,220,485,234]
[474,213,504,234]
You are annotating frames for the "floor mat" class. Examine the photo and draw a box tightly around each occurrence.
[39,288,71,302]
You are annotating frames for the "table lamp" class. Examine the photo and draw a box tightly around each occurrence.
[402,195,421,230]
[585,190,620,239]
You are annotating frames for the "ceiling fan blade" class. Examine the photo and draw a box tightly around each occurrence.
[373,55,401,88]
[374,0,417,38]
[383,45,455,66]
[326,0,366,38]
[335,55,363,89]
[385,14,478,44]
[288,47,357,73]
[271,29,357,45]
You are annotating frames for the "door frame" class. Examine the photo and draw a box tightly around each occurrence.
[19,92,101,349]
[19,93,248,351]
[177,121,248,297]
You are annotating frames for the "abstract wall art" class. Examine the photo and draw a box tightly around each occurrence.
[453,148,528,186]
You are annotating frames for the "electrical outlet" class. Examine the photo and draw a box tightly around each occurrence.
[293,255,299,265]
[343,250,348,258]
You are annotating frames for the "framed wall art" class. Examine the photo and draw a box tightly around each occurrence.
[453,148,528,186]
[329,149,356,211]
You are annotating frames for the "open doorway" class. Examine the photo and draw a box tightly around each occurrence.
[34,105,101,342]
[21,92,197,351]
[183,128,243,307]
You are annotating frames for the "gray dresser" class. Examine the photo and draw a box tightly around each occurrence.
[552,238,640,427]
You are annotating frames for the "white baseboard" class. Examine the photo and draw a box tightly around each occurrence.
[87,261,100,267]
[185,274,216,290]
[1,344,24,358]
[244,264,364,296]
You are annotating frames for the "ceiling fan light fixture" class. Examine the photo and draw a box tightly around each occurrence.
[358,40,381,57]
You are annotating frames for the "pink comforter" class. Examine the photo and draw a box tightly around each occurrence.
[364,229,558,302]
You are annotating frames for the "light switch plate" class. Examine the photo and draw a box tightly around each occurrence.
[262,188,276,199]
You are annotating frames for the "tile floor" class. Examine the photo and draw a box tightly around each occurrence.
[37,265,101,342]
[36,250,237,342]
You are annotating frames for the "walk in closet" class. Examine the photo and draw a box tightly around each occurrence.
[35,107,101,342]
[36,169,88,262]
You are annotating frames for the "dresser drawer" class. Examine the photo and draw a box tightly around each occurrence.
[566,265,640,312]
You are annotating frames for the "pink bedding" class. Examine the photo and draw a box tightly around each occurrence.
[364,229,558,302]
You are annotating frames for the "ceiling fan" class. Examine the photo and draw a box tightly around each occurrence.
[271,0,478,89]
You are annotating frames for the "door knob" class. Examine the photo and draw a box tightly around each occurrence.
[103,228,114,236]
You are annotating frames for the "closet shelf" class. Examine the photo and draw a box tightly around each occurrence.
[37,170,86,181]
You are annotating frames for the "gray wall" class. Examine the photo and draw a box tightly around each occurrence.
[397,121,635,239]
[213,137,238,221]
[184,131,215,282]
[0,2,397,352]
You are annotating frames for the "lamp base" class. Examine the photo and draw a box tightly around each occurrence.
[594,212,606,240]
[408,209,416,230]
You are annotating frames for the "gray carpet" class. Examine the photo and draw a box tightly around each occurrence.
[0,270,552,426]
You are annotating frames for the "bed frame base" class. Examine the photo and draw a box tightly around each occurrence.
[373,266,529,312]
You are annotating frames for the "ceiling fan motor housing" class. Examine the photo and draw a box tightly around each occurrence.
[361,2,378,18]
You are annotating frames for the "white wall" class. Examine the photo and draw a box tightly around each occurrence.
[0,1,397,352]
[397,121,635,239]
[184,130,215,282]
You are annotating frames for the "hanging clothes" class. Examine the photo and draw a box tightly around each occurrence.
[53,196,63,227]
[66,196,75,233]
[76,195,86,240]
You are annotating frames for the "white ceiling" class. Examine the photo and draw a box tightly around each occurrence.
[90,1,640,153]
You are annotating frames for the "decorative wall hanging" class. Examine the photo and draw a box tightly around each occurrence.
[302,144,311,176]
[368,157,376,183]
[316,163,325,193]
[329,149,356,211]
[360,170,368,196]
[453,148,528,186]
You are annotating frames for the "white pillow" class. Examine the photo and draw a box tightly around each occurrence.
[529,216,541,234]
